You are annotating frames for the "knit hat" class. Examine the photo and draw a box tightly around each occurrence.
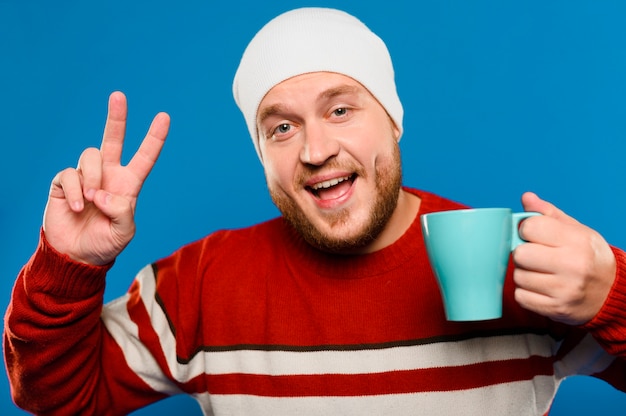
[232,7,403,161]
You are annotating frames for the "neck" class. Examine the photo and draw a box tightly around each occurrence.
[351,188,421,254]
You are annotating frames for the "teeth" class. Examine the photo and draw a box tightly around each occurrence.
[311,175,351,191]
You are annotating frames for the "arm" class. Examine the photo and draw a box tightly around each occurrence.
[5,233,169,414]
[4,92,171,414]
[581,246,626,355]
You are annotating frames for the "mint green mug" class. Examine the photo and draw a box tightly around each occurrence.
[420,208,540,321]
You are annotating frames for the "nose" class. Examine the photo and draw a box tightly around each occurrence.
[299,123,340,166]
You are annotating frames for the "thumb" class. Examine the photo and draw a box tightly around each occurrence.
[521,191,579,225]
[92,189,136,239]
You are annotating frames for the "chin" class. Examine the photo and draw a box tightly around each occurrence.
[297,215,386,254]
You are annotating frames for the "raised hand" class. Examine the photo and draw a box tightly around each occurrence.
[512,192,616,325]
[43,92,170,265]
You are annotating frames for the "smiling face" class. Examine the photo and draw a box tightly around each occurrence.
[257,72,409,254]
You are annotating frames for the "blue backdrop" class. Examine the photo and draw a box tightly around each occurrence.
[1,1,625,414]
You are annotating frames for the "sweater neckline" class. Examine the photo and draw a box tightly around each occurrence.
[280,188,443,279]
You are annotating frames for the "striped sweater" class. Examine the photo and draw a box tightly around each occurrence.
[5,188,626,415]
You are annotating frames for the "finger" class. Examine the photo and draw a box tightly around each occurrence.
[126,112,170,183]
[514,226,592,275]
[513,242,560,273]
[92,189,136,239]
[100,91,128,165]
[518,215,579,248]
[514,286,556,317]
[76,147,102,202]
[521,192,579,225]
[50,168,84,212]
[512,263,557,294]
[514,278,585,325]
[513,266,565,314]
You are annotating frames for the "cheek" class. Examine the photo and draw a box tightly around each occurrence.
[263,157,296,191]
[261,142,304,184]
[347,134,395,168]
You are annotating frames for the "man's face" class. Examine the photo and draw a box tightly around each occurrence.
[257,72,402,253]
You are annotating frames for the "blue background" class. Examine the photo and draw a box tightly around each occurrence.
[1,0,625,414]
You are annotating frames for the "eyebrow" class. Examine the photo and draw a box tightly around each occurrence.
[319,84,360,101]
[258,103,287,127]
[257,84,362,126]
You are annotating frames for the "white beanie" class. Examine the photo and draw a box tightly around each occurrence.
[232,7,404,161]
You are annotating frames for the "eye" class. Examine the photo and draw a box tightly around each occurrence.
[266,122,295,141]
[332,107,348,117]
[275,123,291,134]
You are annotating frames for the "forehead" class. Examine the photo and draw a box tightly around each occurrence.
[258,72,369,113]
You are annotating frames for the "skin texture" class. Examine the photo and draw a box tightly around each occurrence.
[42,74,616,326]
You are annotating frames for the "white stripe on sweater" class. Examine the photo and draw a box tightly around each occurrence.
[102,293,182,395]
[193,377,559,416]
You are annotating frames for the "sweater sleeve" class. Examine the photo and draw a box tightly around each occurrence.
[3,231,167,415]
[581,246,626,356]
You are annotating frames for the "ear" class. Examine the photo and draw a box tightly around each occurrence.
[254,127,266,165]
[387,114,401,142]
[392,122,401,142]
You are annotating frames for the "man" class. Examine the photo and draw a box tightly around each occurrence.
[5,7,626,415]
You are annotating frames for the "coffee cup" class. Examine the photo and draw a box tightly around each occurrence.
[420,208,539,321]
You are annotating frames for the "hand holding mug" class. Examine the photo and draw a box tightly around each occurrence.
[513,192,616,325]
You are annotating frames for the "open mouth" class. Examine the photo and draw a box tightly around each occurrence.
[306,174,357,200]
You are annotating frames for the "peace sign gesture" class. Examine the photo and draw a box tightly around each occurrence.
[43,92,170,265]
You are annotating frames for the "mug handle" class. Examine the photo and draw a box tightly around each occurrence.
[511,212,541,250]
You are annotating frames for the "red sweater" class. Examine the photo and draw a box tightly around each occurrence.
[5,188,626,415]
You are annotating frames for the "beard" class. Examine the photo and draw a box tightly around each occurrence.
[268,143,403,254]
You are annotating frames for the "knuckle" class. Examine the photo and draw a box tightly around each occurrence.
[550,304,575,323]
[57,167,79,184]
[563,281,586,303]
[552,284,586,320]
[566,247,595,278]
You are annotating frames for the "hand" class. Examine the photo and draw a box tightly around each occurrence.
[512,192,616,325]
[43,92,170,265]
